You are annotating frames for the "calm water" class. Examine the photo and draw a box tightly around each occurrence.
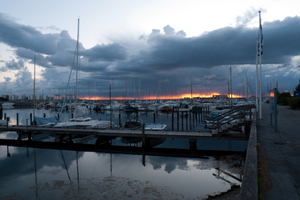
[0,108,247,199]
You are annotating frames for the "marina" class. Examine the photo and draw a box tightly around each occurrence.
[0,104,250,199]
[2,5,296,199]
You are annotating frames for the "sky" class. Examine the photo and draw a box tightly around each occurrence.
[1,0,300,99]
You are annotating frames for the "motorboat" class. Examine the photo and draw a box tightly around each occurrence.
[54,117,113,129]
[145,123,167,131]
[2,102,15,109]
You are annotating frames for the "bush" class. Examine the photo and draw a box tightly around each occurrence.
[289,97,300,109]
[277,92,291,105]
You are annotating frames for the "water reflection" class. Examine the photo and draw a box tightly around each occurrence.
[0,109,246,199]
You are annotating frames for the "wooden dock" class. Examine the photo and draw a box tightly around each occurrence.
[0,125,246,141]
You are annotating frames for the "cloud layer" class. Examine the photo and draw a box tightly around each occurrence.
[1,12,300,97]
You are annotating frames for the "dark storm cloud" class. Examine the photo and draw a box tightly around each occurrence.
[82,43,127,62]
[15,47,35,59]
[133,16,300,72]
[5,58,24,70]
[0,58,24,71]
[0,13,59,55]
[2,11,300,97]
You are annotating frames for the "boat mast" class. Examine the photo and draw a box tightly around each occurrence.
[75,18,80,117]
[258,11,263,119]
[33,53,36,121]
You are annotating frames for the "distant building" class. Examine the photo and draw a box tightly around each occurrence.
[9,95,19,101]
[213,95,228,99]
[21,95,27,100]
[28,95,37,100]
[46,96,54,100]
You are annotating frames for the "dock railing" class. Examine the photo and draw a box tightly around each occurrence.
[239,109,257,199]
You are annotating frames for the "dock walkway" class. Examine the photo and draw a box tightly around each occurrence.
[257,103,300,199]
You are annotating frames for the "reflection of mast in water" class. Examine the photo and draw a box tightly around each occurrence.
[76,151,80,189]
[60,150,72,183]
[110,153,112,177]
[34,148,38,199]
[212,168,242,185]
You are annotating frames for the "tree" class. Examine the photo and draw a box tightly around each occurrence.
[296,83,300,91]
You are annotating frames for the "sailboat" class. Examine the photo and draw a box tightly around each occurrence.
[54,19,113,129]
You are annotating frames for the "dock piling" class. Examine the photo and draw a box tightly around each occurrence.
[172,113,174,130]
[6,117,10,127]
[142,123,146,147]
[16,113,19,126]
[181,111,184,131]
[177,111,179,130]
[186,111,188,130]
[189,110,192,130]
[0,104,2,119]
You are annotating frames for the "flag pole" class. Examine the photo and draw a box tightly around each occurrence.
[258,11,263,119]
[255,38,259,112]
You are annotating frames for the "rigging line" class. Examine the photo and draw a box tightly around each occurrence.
[59,43,78,117]
[60,150,72,183]
[245,72,255,97]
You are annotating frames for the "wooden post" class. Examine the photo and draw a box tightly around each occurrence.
[0,104,2,120]
[4,113,6,120]
[69,134,72,143]
[16,113,19,126]
[7,146,11,157]
[136,111,138,119]
[189,110,192,130]
[30,113,32,125]
[195,111,198,126]
[186,111,188,130]
[6,117,9,127]
[142,123,146,147]
[153,113,156,123]
[181,111,184,131]
[217,119,220,139]
[177,111,179,130]
[119,113,121,127]
[189,139,197,151]
[172,112,174,131]
[28,132,32,141]
[44,113,46,118]
[193,112,195,128]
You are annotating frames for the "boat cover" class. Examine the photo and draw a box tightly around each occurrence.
[34,116,58,125]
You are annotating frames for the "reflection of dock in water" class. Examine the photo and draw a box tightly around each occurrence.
[0,138,246,160]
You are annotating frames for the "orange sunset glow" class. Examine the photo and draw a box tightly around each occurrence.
[79,93,245,100]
